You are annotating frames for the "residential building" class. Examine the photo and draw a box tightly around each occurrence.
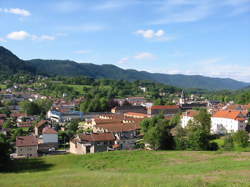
[16,136,38,158]
[180,110,199,128]
[70,132,115,154]
[147,105,180,116]
[211,110,247,134]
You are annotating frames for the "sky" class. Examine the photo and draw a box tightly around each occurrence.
[0,0,250,82]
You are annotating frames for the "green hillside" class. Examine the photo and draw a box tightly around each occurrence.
[0,46,249,90]
[1,150,250,187]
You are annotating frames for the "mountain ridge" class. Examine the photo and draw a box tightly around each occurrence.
[0,46,249,90]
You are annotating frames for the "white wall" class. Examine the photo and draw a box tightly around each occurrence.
[181,116,193,128]
[43,134,58,143]
[211,117,246,134]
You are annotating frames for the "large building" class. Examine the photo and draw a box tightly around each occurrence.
[47,110,83,122]
[180,110,199,128]
[211,110,247,134]
[70,132,115,154]
[16,136,38,158]
[147,105,180,116]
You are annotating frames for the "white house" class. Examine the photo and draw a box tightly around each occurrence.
[180,110,199,128]
[40,127,58,144]
[211,110,247,134]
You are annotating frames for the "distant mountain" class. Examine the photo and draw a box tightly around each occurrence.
[28,59,249,90]
[0,46,34,74]
[0,46,249,90]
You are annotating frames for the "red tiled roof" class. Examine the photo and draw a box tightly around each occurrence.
[36,120,48,128]
[79,132,115,142]
[213,110,246,120]
[42,127,57,134]
[124,112,148,118]
[151,105,180,110]
[10,113,26,118]
[183,110,199,117]
[0,114,7,118]
[16,136,38,147]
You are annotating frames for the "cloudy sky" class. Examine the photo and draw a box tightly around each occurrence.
[0,0,250,82]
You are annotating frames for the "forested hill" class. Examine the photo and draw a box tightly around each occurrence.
[0,46,34,74]
[28,59,250,90]
[0,46,249,90]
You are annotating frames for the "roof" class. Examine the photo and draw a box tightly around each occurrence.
[16,136,38,147]
[124,112,148,118]
[183,110,199,117]
[10,113,26,118]
[0,114,7,118]
[151,105,180,110]
[36,120,48,128]
[42,127,57,134]
[78,132,115,142]
[212,110,246,120]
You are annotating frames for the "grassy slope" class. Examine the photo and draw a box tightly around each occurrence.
[1,150,250,187]
[0,84,6,89]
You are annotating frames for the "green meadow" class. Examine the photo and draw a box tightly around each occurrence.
[1,150,250,187]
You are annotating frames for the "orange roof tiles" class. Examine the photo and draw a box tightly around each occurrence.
[212,110,246,120]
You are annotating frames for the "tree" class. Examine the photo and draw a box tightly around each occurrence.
[185,110,213,150]
[174,125,188,150]
[141,114,174,150]
[223,134,234,151]
[0,134,12,170]
[233,130,249,148]
[19,101,41,115]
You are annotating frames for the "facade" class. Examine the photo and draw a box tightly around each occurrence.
[70,132,115,154]
[211,110,247,134]
[180,110,199,128]
[148,105,180,116]
[40,127,58,144]
[47,110,83,122]
[35,120,49,136]
[111,106,146,114]
[16,136,38,158]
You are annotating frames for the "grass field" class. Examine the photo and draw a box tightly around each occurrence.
[0,84,6,89]
[1,150,250,187]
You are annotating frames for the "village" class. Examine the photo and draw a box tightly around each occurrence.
[0,85,249,158]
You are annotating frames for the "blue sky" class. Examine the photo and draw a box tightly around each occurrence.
[0,0,250,82]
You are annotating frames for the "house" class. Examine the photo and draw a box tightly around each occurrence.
[111,106,146,114]
[35,120,50,136]
[81,113,142,150]
[38,127,58,153]
[126,97,147,106]
[47,110,83,122]
[70,132,115,154]
[148,105,180,116]
[180,110,199,128]
[16,136,38,158]
[211,110,247,134]
[40,127,58,144]
[124,112,149,119]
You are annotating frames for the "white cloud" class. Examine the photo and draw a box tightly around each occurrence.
[135,29,173,41]
[62,24,105,32]
[117,52,156,64]
[134,52,155,60]
[6,31,56,41]
[74,50,91,54]
[199,57,224,65]
[0,38,7,42]
[151,0,250,25]
[0,8,31,16]
[6,31,30,40]
[117,57,129,64]
[161,58,250,82]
